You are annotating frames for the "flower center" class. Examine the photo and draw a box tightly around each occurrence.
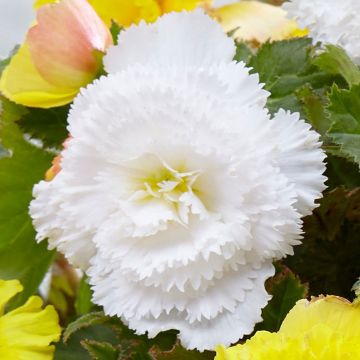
[142,164,202,203]
[125,153,207,226]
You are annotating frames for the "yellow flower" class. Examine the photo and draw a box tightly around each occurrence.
[0,0,112,108]
[0,279,61,360]
[216,296,360,360]
[35,0,210,27]
[213,1,308,45]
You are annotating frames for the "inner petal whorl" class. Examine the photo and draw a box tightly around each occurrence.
[124,153,209,227]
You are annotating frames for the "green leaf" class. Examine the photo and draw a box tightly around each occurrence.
[256,264,307,332]
[297,85,331,136]
[325,155,360,190]
[75,276,96,316]
[81,340,119,360]
[249,38,335,114]
[110,21,123,45]
[17,105,69,149]
[55,324,119,360]
[0,98,54,306]
[233,42,252,65]
[62,312,177,360]
[285,187,360,299]
[149,343,214,360]
[0,45,19,76]
[64,312,109,342]
[327,84,360,166]
[313,45,360,87]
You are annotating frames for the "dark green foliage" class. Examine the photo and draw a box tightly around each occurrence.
[285,187,360,299]
[256,264,308,332]
[149,343,214,360]
[325,155,360,190]
[18,105,69,148]
[58,312,178,360]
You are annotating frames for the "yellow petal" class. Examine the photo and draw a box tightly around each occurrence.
[216,296,360,359]
[218,332,301,360]
[0,296,61,360]
[214,1,307,44]
[34,0,57,9]
[88,0,161,27]
[0,44,79,108]
[0,280,23,315]
[280,296,360,340]
[158,0,210,13]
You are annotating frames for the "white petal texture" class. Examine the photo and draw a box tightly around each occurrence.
[283,0,360,64]
[30,11,326,350]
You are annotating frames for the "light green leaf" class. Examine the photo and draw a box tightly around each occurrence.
[110,21,122,46]
[0,45,19,76]
[327,84,360,166]
[81,340,119,360]
[313,45,360,87]
[0,97,54,306]
[75,276,95,316]
[233,42,252,65]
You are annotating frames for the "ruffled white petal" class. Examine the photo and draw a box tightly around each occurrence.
[283,0,360,64]
[30,179,95,269]
[270,109,327,217]
[104,10,236,74]
[89,257,274,351]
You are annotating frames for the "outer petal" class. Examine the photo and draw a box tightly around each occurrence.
[0,280,23,315]
[27,0,113,88]
[215,1,307,44]
[0,296,61,360]
[104,10,235,74]
[270,109,327,217]
[88,0,161,27]
[0,44,78,108]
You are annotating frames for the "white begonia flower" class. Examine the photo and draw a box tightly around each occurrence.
[283,0,360,64]
[30,10,327,351]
